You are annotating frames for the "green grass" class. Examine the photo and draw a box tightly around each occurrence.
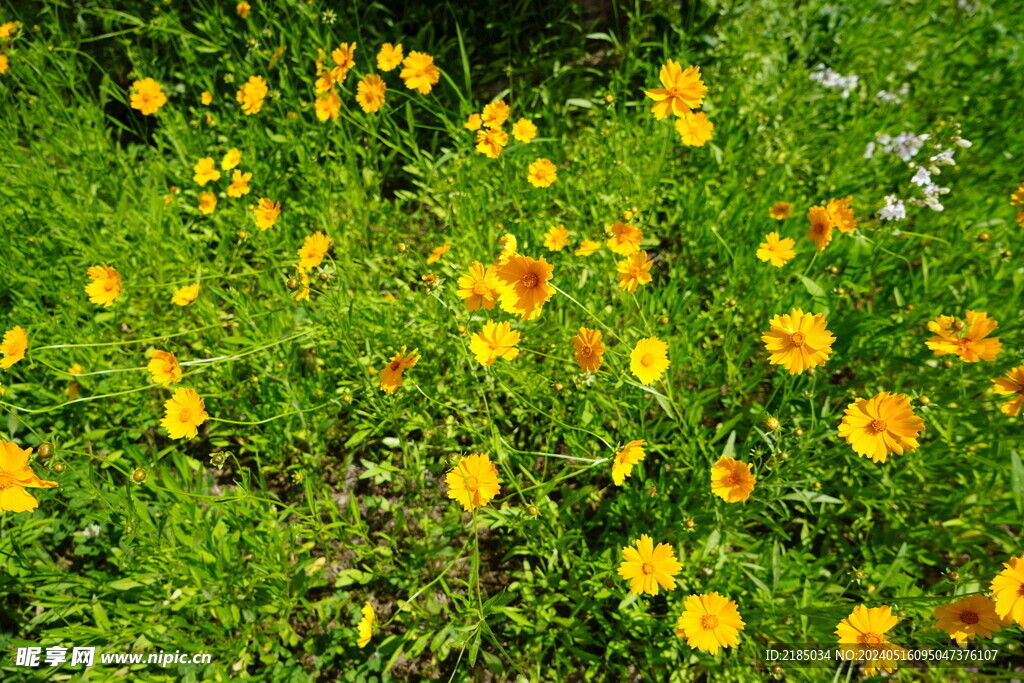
[1,0,1023,680]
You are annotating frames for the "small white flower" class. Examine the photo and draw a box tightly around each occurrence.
[878,195,907,222]
[911,167,932,186]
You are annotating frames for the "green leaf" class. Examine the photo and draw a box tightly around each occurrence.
[799,275,825,298]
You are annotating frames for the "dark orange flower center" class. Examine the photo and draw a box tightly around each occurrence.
[723,472,743,488]
[959,610,980,625]
[790,332,806,346]
[868,419,888,434]
[860,633,884,645]
[465,475,479,490]
[0,473,18,490]
[641,562,655,575]
[472,282,490,296]
[700,615,719,630]
[1017,585,1024,598]
[389,361,402,371]
[521,272,539,288]
[579,345,593,358]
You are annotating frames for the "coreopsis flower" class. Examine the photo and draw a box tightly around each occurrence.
[85,265,123,307]
[761,308,835,374]
[611,440,646,486]
[617,534,681,595]
[617,251,654,293]
[192,157,221,186]
[0,326,27,370]
[235,1,251,18]
[1011,182,1024,207]
[68,363,83,375]
[512,118,537,143]
[294,267,311,302]
[475,128,509,158]
[426,243,450,265]
[220,149,241,171]
[630,336,670,385]
[227,170,252,198]
[827,196,856,233]
[315,91,341,121]
[298,232,332,269]
[675,593,745,654]
[806,205,833,251]
[992,365,1024,416]
[0,440,58,513]
[377,42,403,72]
[356,602,375,648]
[572,327,605,373]
[0,21,19,38]
[674,111,714,146]
[710,456,756,502]
[200,91,213,105]
[933,594,1003,644]
[445,453,500,511]
[496,233,518,265]
[606,222,643,255]
[543,225,569,251]
[755,232,796,267]
[457,262,501,311]
[130,78,167,115]
[527,158,557,188]
[148,350,182,386]
[575,239,601,256]
[497,255,555,320]
[990,555,1024,626]
[645,60,707,119]
[925,311,1002,363]
[356,74,386,113]
[236,75,269,115]
[161,388,209,440]
[464,113,482,131]
[470,321,520,366]
[172,283,200,306]
[835,605,905,675]
[769,201,794,220]
[838,392,925,463]
[314,68,336,95]
[0,54,8,75]
[400,51,440,95]
[253,198,281,230]
[379,346,420,394]
[198,191,217,215]
[481,100,510,129]
[331,43,356,81]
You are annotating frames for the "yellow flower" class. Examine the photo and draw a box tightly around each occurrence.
[838,392,925,463]
[497,255,556,320]
[769,201,794,220]
[710,456,756,502]
[543,225,569,251]
[475,128,509,158]
[356,602,375,648]
[221,148,242,170]
[630,336,670,385]
[235,1,251,18]
[835,605,904,675]
[377,43,403,72]
[315,91,341,122]
[644,60,707,120]
[572,327,605,373]
[990,554,1024,626]
[331,42,357,80]
[1010,182,1024,206]
[426,243,451,265]
[356,74,386,113]
[496,233,518,265]
[827,196,856,233]
[464,113,482,131]
[400,51,440,95]
[148,350,182,386]
[470,321,520,366]
[68,363,83,376]
[761,308,835,374]
[193,157,221,186]
[925,310,1001,363]
[253,198,281,230]
[0,440,58,513]
[227,170,252,198]
[130,78,167,115]
[933,594,1003,644]
[0,21,20,39]
[511,118,537,143]
[457,262,502,311]
[617,534,681,595]
[806,205,833,251]
[755,232,796,267]
[379,346,420,394]
[171,283,200,306]
[0,54,8,75]
[616,251,654,293]
[992,364,1024,417]
[481,100,510,129]
[298,232,332,269]
[161,388,209,440]
[611,440,646,486]
[675,593,745,654]
[527,158,557,188]
[200,91,213,105]
[575,239,601,256]
[445,453,501,511]
[294,267,311,302]
[674,111,714,146]
[236,75,269,115]
[606,222,643,255]
[85,265,123,308]
[0,327,28,370]
[198,191,217,215]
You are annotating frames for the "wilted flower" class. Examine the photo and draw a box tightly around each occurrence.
[379,347,419,394]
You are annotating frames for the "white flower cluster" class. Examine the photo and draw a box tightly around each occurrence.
[863,132,928,162]
[876,83,910,104]
[809,64,859,98]
[868,128,972,219]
